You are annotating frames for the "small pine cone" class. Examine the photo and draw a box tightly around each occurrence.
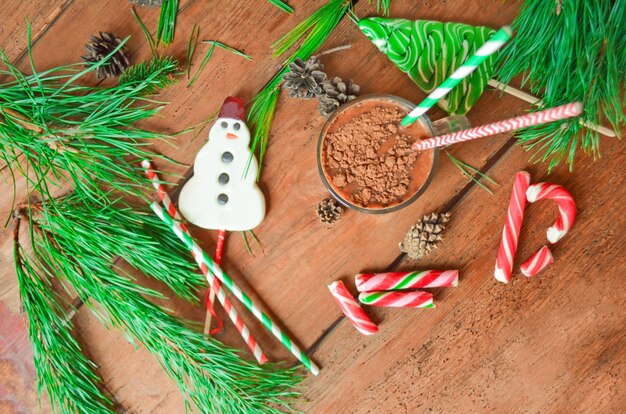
[400,212,450,260]
[317,197,343,225]
[283,57,327,99]
[83,32,130,79]
[317,76,360,117]
[130,0,164,6]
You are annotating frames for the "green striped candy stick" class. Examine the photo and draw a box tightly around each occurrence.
[150,202,320,376]
[402,26,512,126]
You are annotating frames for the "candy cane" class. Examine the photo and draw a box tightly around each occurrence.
[520,246,554,277]
[358,290,435,308]
[526,182,576,243]
[494,171,531,284]
[328,281,378,336]
[355,270,458,292]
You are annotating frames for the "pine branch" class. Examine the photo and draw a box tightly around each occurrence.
[249,0,353,173]
[14,210,115,414]
[27,203,302,414]
[495,0,625,171]
[0,39,177,207]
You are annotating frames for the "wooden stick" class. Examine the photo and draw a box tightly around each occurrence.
[487,79,616,138]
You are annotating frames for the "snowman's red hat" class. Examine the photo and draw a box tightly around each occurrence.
[218,97,245,121]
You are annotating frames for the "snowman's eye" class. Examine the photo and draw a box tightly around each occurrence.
[220,121,228,128]
[233,122,241,131]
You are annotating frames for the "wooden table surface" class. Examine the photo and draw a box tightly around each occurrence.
[1,1,624,413]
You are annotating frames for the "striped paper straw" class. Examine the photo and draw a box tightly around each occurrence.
[402,26,513,127]
[151,202,320,376]
[412,102,583,151]
[141,161,265,364]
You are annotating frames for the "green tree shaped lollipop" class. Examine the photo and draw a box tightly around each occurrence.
[358,17,498,115]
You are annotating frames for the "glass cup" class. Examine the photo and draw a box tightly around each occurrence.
[317,94,470,214]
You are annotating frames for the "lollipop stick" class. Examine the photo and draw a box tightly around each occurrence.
[204,230,226,335]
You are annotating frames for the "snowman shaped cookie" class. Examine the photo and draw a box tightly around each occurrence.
[178,97,265,231]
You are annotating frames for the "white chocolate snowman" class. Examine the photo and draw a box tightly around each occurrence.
[178,97,265,231]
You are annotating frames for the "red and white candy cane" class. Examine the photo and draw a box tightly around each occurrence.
[520,246,554,277]
[494,171,531,284]
[355,270,458,292]
[328,281,378,336]
[358,290,435,308]
[526,182,576,243]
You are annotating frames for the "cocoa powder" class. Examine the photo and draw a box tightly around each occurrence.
[324,105,420,207]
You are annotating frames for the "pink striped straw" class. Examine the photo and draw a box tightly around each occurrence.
[412,102,583,151]
[141,160,268,364]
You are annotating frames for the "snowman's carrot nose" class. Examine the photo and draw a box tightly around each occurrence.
[226,132,238,140]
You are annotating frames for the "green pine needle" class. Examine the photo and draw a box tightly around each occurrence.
[371,0,392,16]
[156,0,179,45]
[188,40,251,87]
[446,152,498,195]
[266,0,294,14]
[131,6,158,59]
[186,24,200,79]
[496,0,625,171]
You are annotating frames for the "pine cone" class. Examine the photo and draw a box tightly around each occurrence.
[317,197,343,225]
[83,32,130,79]
[130,0,164,6]
[400,212,450,260]
[318,76,360,117]
[283,57,327,99]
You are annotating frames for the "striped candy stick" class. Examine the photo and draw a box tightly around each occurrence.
[141,162,264,363]
[328,281,378,336]
[151,202,320,375]
[355,270,458,292]
[526,183,576,244]
[520,246,554,277]
[412,102,583,151]
[494,171,531,284]
[359,290,435,308]
[141,160,224,335]
[402,26,513,127]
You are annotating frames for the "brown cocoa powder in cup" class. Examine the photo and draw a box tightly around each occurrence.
[324,105,427,207]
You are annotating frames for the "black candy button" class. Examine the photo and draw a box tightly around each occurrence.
[221,151,233,163]
[217,194,229,204]
[218,173,229,185]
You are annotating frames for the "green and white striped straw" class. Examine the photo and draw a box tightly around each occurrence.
[402,26,513,127]
[150,202,320,376]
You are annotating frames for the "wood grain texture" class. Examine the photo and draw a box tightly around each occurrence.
[1,0,624,413]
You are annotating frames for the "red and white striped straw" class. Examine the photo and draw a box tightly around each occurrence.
[141,160,267,364]
[412,102,583,151]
